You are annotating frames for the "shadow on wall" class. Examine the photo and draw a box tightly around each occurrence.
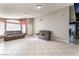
[51,32,68,43]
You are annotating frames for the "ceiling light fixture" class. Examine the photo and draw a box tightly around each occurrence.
[36,5,42,9]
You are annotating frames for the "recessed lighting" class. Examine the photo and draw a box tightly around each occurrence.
[36,5,42,9]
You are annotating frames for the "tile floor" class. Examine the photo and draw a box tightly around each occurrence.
[0,36,79,56]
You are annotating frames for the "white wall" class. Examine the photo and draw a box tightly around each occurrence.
[34,7,69,42]
[27,18,34,36]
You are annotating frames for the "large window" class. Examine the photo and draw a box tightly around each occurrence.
[0,21,5,35]
[6,19,21,23]
[6,19,21,31]
[6,23,21,31]
[0,18,26,36]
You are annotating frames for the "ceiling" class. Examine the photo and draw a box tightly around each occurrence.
[0,3,73,18]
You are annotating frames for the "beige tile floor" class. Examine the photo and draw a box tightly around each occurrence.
[0,36,79,56]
